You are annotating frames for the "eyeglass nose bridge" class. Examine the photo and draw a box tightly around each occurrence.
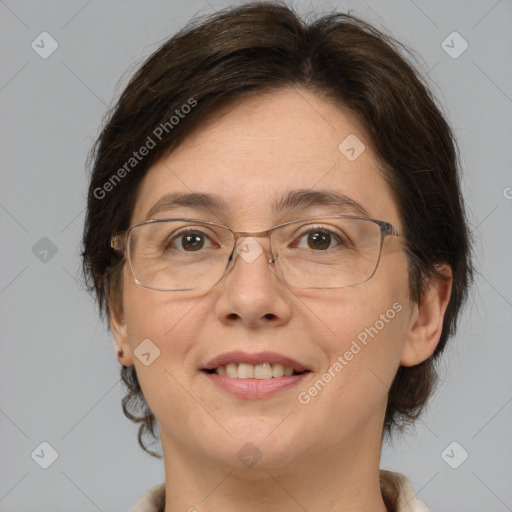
[230,230,277,265]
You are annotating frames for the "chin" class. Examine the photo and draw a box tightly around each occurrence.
[210,425,307,471]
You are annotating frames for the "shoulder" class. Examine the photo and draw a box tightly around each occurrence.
[380,469,431,512]
[129,482,165,512]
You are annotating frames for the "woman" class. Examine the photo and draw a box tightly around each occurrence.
[81,2,473,511]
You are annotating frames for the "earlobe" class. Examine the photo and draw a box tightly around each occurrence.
[400,265,453,367]
[109,300,134,366]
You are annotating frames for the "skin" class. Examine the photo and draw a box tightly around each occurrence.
[110,87,452,512]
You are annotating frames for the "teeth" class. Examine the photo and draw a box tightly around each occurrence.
[283,366,293,376]
[272,363,284,378]
[254,363,272,379]
[214,362,299,379]
[238,363,254,379]
[226,363,238,378]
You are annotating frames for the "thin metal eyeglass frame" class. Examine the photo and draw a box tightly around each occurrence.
[110,215,403,291]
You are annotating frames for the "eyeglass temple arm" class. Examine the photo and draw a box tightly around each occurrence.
[388,224,401,237]
[111,233,127,251]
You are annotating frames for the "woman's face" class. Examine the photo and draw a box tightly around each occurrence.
[112,88,435,472]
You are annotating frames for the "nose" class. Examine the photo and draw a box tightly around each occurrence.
[214,236,292,328]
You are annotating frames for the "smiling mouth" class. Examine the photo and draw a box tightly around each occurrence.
[203,362,309,379]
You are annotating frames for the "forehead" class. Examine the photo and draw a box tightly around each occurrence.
[131,87,400,228]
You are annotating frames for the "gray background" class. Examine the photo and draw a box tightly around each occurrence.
[1,0,511,510]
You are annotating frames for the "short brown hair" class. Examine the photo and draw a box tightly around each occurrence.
[82,1,473,461]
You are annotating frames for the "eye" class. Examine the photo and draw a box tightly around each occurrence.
[294,228,345,250]
[166,229,215,252]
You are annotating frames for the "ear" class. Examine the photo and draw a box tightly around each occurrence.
[400,265,453,366]
[107,288,135,367]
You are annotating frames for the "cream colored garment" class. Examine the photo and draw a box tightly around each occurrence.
[130,470,430,512]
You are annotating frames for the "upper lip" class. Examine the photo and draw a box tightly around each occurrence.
[202,351,310,372]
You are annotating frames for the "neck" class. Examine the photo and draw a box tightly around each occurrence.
[161,427,388,512]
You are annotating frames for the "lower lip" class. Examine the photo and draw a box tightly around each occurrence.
[202,371,310,399]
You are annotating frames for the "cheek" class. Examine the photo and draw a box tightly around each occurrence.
[300,253,410,397]
[121,282,212,420]
[301,254,409,353]
[121,273,209,382]
[295,295,409,438]
[122,263,207,343]
[312,291,407,379]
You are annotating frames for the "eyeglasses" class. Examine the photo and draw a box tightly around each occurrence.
[110,215,402,291]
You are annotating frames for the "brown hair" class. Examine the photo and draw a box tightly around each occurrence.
[82,0,472,481]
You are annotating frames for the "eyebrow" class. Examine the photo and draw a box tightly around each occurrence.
[273,189,370,217]
[145,192,231,220]
[145,189,370,220]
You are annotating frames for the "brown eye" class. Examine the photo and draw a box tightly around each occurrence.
[307,231,331,250]
[291,226,347,251]
[164,229,214,252]
[181,233,205,251]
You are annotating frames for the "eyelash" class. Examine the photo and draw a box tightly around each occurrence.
[164,225,348,251]
[292,227,346,250]
[164,228,217,251]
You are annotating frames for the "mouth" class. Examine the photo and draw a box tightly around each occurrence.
[201,351,311,399]
[202,362,308,379]
[201,350,310,378]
